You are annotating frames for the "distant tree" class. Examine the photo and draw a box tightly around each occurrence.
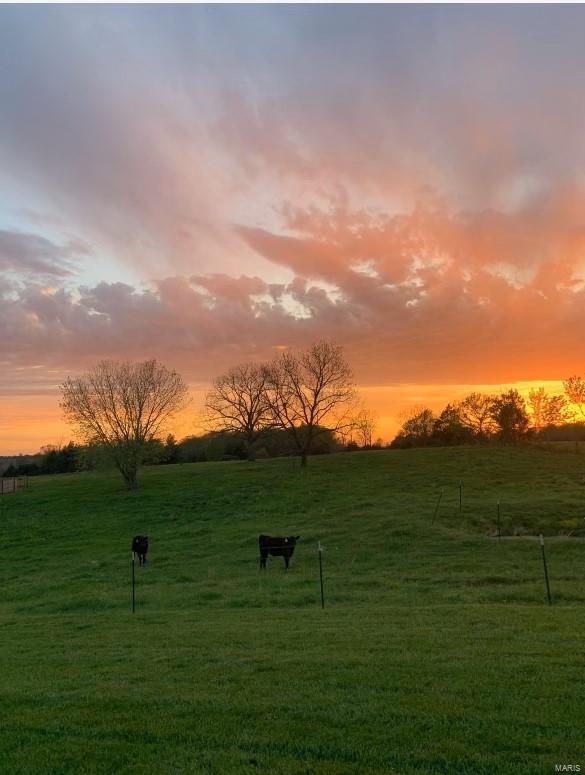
[203,363,273,460]
[563,376,585,421]
[542,395,569,426]
[529,388,569,430]
[490,389,530,444]
[352,408,378,448]
[264,341,357,467]
[74,442,100,472]
[161,433,180,464]
[458,393,496,439]
[41,442,79,475]
[527,387,547,431]
[3,462,41,477]
[60,360,189,490]
[432,404,473,446]
[391,407,435,447]
[140,433,182,465]
[401,407,435,440]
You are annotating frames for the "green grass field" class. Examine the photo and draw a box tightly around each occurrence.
[1,446,585,774]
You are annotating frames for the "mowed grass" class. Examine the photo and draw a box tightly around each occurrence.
[1,446,585,774]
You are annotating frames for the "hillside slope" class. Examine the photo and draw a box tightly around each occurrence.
[1,447,584,773]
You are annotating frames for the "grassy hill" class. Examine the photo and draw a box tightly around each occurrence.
[1,446,585,773]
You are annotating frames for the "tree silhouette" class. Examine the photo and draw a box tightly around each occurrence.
[433,404,473,445]
[490,389,529,444]
[563,376,585,420]
[61,360,188,489]
[264,341,357,467]
[458,393,497,439]
[528,387,568,430]
[352,408,378,448]
[204,363,273,460]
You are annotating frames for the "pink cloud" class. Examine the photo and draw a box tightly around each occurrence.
[3,190,585,401]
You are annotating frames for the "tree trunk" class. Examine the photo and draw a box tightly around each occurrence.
[300,451,308,468]
[126,474,138,490]
[246,437,256,462]
[120,465,138,490]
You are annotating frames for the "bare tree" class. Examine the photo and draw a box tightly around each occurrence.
[543,395,569,426]
[528,387,547,431]
[353,408,378,448]
[458,392,497,439]
[203,362,273,460]
[264,341,357,467]
[60,360,189,490]
[562,376,585,452]
[563,376,585,420]
[529,387,569,448]
[529,387,568,430]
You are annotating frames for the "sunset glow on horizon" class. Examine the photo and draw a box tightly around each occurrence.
[2,5,585,454]
[0,380,571,456]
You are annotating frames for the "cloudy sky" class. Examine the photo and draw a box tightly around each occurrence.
[2,5,585,452]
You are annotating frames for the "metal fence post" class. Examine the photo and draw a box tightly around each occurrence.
[318,541,325,609]
[539,534,552,606]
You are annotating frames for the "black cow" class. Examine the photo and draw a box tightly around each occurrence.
[258,534,300,570]
[132,535,148,566]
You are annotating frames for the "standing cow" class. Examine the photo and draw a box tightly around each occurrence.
[132,535,149,566]
[258,534,300,570]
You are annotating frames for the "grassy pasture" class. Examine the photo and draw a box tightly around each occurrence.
[1,446,585,773]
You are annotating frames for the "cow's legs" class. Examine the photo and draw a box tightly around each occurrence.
[259,550,268,570]
[284,555,289,570]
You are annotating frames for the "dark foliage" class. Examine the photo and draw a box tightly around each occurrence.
[177,426,342,464]
[390,392,532,449]
[1,442,83,477]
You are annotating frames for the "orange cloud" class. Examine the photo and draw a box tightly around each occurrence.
[3,195,585,401]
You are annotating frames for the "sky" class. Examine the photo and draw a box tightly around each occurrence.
[1,5,585,454]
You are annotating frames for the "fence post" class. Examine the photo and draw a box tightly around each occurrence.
[431,488,444,525]
[131,551,136,613]
[539,534,552,606]
[318,541,325,609]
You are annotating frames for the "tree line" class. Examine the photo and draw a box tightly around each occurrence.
[391,379,585,448]
[0,426,351,480]
[0,436,182,478]
[5,342,585,489]
[1,443,81,478]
